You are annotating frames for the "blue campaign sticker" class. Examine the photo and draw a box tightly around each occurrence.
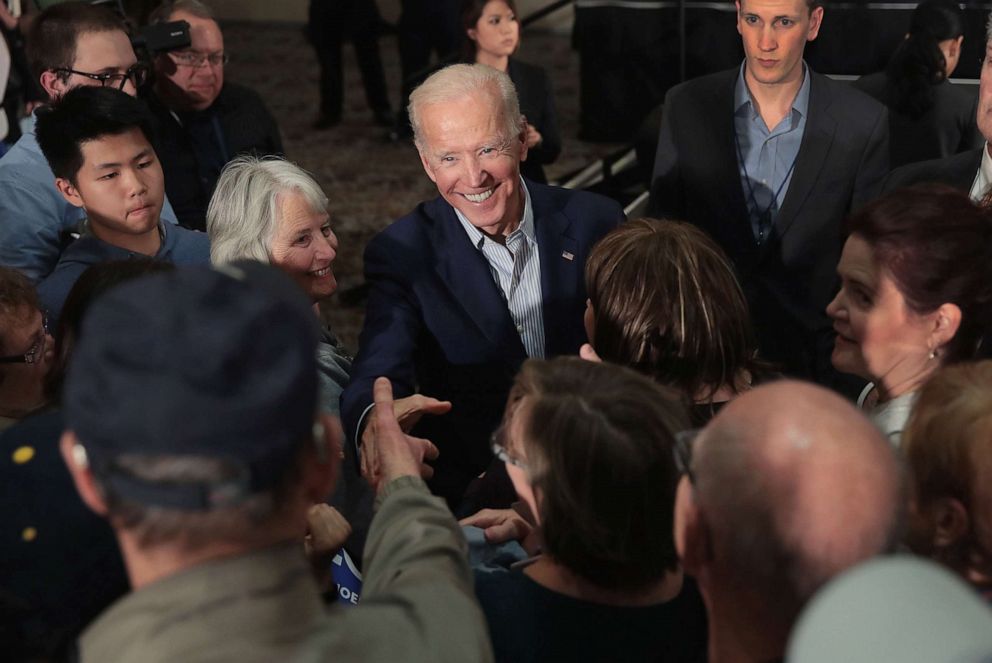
[331,548,363,607]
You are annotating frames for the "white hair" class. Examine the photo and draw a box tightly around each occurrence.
[408,63,523,153]
[207,156,328,267]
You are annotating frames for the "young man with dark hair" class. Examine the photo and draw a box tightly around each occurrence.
[0,2,179,282]
[34,85,208,326]
[648,0,889,392]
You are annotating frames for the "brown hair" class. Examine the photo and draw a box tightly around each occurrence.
[846,184,992,362]
[904,361,992,512]
[585,218,761,403]
[26,2,127,85]
[0,267,39,356]
[508,357,689,591]
[148,0,215,24]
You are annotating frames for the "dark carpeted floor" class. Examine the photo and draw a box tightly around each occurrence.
[221,20,622,349]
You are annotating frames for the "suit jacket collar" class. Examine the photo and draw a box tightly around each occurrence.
[772,70,836,241]
[530,181,580,356]
[429,196,525,359]
[710,68,837,256]
[428,179,577,359]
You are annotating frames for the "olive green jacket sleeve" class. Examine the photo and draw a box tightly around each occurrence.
[333,475,494,663]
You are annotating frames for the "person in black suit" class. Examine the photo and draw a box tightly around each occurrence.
[340,64,622,506]
[648,0,888,389]
[146,1,283,231]
[885,15,992,202]
[853,0,981,168]
[460,0,561,183]
[308,0,393,129]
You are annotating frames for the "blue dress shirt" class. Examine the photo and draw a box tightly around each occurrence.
[734,62,811,244]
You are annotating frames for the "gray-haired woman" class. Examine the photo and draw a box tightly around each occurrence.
[208,154,351,412]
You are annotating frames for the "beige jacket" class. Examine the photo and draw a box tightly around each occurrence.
[79,476,493,662]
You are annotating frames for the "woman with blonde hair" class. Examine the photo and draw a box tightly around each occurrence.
[903,361,992,599]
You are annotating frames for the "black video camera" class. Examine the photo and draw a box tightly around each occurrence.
[133,20,191,55]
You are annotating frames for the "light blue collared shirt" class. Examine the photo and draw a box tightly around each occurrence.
[734,61,810,244]
[0,113,179,282]
[454,179,545,359]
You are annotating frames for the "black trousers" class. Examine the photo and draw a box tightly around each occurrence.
[393,0,461,130]
[309,0,391,117]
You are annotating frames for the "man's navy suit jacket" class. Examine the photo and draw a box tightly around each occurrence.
[648,68,889,387]
[883,147,982,194]
[340,180,623,504]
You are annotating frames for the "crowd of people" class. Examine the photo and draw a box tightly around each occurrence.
[3,0,992,661]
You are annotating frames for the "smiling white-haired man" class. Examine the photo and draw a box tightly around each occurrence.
[341,63,624,508]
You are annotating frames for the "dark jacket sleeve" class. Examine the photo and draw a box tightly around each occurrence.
[333,476,493,662]
[339,225,423,449]
[647,86,685,218]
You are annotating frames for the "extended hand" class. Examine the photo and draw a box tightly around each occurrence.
[360,393,451,449]
[360,377,441,494]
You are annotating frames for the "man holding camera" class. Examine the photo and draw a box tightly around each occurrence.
[145,0,283,231]
[0,2,180,282]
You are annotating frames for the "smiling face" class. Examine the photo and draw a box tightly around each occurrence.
[736,0,822,90]
[154,10,225,111]
[978,40,992,145]
[418,88,527,237]
[56,127,164,250]
[826,234,938,389]
[468,1,520,62]
[269,190,338,303]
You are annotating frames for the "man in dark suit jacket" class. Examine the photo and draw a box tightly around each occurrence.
[341,64,623,505]
[146,1,283,231]
[885,17,992,199]
[649,0,888,388]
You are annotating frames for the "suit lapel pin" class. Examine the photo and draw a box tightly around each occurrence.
[561,251,574,261]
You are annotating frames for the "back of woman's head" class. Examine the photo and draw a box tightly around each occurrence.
[904,361,992,512]
[885,0,964,118]
[510,357,689,591]
[585,218,758,402]
[846,184,992,362]
[46,259,175,402]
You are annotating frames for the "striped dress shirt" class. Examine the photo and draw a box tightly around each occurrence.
[454,181,546,358]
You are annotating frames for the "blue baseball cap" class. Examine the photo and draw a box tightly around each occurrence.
[64,261,320,510]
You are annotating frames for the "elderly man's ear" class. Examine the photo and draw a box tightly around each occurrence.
[59,430,109,517]
[674,477,713,576]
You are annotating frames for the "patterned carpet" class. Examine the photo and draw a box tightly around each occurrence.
[221,20,622,349]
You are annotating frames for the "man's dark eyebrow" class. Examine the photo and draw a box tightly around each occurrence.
[93,148,152,170]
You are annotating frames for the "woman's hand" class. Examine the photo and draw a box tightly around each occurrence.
[524,123,543,149]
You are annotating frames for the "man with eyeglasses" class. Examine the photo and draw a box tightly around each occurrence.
[672,380,902,663]
[0,3,181,283]
[0,267,53,431]
[145,0,283,231]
